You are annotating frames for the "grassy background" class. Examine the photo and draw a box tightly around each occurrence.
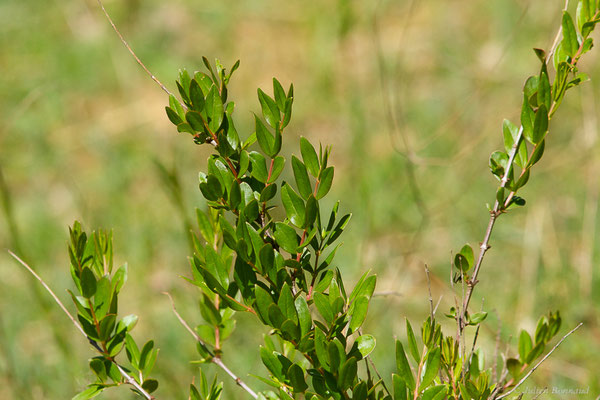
[1,0,599,398]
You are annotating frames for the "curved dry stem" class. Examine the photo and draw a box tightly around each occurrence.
[495,322,583,399]
[9,250,155,400]
[95,0,185,109]
[162,292,259,399]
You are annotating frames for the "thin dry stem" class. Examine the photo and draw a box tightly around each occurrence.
[496,323,583,399]
[95,0,184,108]
[424,264,434,322]
[9,250,155,400]
[162,292,259,399]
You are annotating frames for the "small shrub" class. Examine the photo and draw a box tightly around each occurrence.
[13,1,599,399]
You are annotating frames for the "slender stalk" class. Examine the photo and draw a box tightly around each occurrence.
[495,323,582,399]
[162,293,259,399]
[9,251,155,400]
[95,0,180,106]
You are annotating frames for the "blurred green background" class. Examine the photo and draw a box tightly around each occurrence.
[1,0,599,398]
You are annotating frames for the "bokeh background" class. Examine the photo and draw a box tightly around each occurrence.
[1,0,599,398]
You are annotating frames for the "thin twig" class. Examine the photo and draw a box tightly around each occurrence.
[547,0,570,62]
[424,264,434,322]
[95,0,184,107]
[532,388,547,399]
[433,295,442,316]
[162,292,259,399]
[9,250,155,400]
[9,250,86,338]
[367,356,392,397]
[496,323,583,399]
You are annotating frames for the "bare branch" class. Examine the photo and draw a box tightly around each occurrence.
[10,250,85,336]
[424,264,434,322]
[95,0,184,108]
[162,292,259,399]
[496,323,583,399]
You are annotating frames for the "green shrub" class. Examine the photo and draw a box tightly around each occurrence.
[13,1,600,399]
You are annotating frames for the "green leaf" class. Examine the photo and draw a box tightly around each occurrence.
[80,267,97,298]
[454,244,474,272]
[562,11,579,57]
[281,183,306,227]
[527,342,545,363]
[355,334,376,358]
[185,110,205,132]
[327,340,345,372]
[506,358,522,379]
[348,295,369,332]
[469,311,488,325]
[392,374,407,400]
[249,152,268,183]
[282,96,293,128]
[405,318,420,364]
[267,304,286,329]
[206,85,224,133]
[259,244,275,274]
[260,347,284,380]
[273,78,287,111]
[72,386,104,400]
[255,285,275,325]
[304,195,319,229]
[142,379,159,393]
[287,364,308,392]
[165,107,183,125]
[273,222,299,254]
[528,139,545,168]
[268,156,285,184]
[521,95,535,144]
[314,328,329,370]
[313,292,334,324]
[537,72,551,110]
[531,104,549,145]
[138,340,155,371]
[294,296,312,338]
[255,116,275,156]
[419,347,441,391]
[199,174,223,201]
[125,334,140,367]
[257,88,281,128]
[292,156,312,199]
[120,314,138,332]
[421,385,447,400]
[278,283,298,323]
[260,183,278,203]
[177,122,195,135]
[190,79,205,112]
[316,167,334,200]
[199,295,222,326]
[228,181,242,210]
[582,18,600,38]
[338,357,357,390]
[348,272,376,303]
[395,341,415,390]
[352,381,368,400]
[93,277,112,319]
[518,330,533,362]
[196,209,214,244]
[300,137,320,177]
